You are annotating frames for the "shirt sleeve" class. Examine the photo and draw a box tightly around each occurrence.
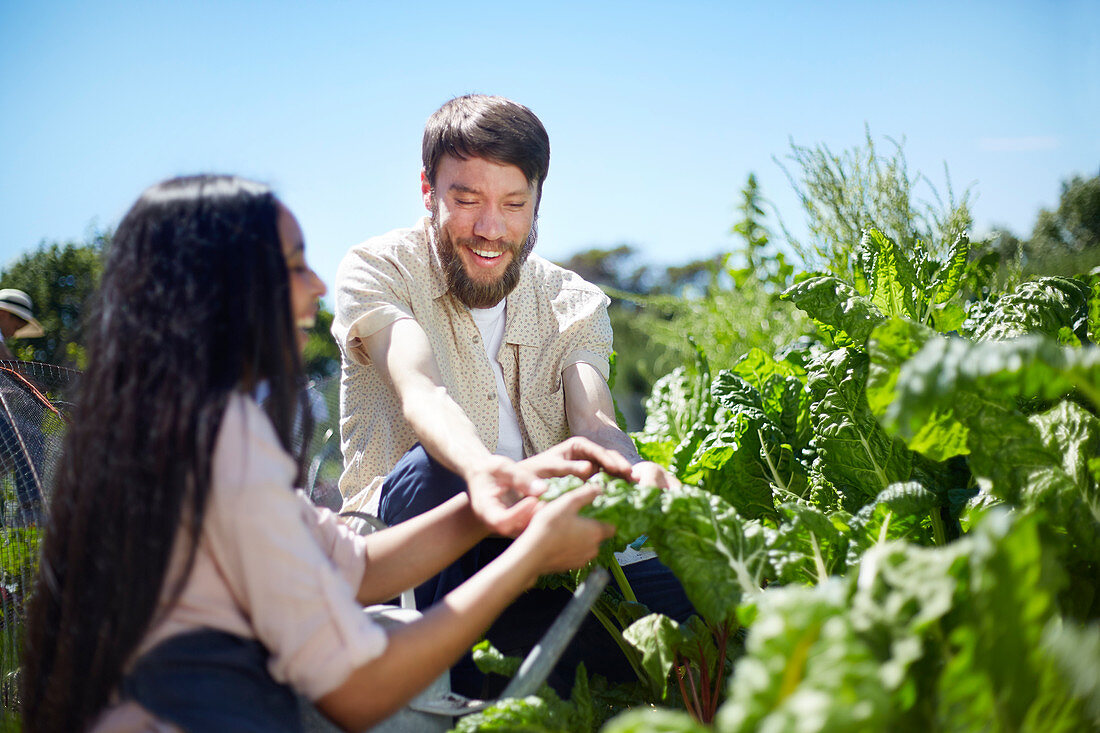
[556,282,613,382]
[204,398,388,701]
[332,241,417,367]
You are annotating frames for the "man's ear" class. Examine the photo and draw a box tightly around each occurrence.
[421,169,433,211]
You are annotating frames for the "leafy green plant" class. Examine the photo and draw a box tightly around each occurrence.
[774,127,973,284]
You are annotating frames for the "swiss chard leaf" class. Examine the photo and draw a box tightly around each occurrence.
[963,276,1090,343]
[544,476,769,627]
[634,345,718,467]
[1041,619,1100,726]
[930,233,970,305]
[622,613,683,700]
[729,352,812,454]
[601,708,711,733]
[935,511,1087,731]
[715,581,893,733]
[867,317,968,462]
[449,691,577,732]
[844,482,939,568]
[882,335,1100,446]
[806,347,913,510]
[847,537,969,698]
[781,276,886,347]
[472,639,522,679]
[864,229,919,320]
[729,347,806,385]
[682,413,783,520]
[768,502,851,586]
[685,371,809,515]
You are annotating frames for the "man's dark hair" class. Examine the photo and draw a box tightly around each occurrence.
[422,95,551,206]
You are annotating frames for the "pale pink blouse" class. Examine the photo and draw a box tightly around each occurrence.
[134,393,387,701]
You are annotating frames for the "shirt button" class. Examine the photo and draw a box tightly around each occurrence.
[472,334,480,342]
[487,392,494,400]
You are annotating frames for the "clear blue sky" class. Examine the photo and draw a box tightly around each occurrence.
[2,1,1097,297]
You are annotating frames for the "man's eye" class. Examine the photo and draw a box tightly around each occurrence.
[455,199,476,206]
[506,202,527,210]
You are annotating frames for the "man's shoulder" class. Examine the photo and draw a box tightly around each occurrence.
[335,220,438,297]
[343,220,429,264]
[523,254,607,299]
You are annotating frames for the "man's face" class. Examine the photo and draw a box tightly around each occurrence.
[423,155,537,309]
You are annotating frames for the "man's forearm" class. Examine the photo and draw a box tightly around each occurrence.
[402,383,499,482]
[574,418,643,465]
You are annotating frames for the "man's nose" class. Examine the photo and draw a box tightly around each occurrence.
[473,207,506,241]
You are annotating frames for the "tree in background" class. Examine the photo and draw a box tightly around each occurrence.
[776,126,973,282]
[1,230,343,379]
[302,304,341,381]
[0,232,107,368]
[1025,172,1100,275]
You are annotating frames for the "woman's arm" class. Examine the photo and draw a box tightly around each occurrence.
[354,493,485,606]
[317,486,613,731]
[353,435,634,605]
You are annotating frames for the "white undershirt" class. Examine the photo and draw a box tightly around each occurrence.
[468,301,526,461]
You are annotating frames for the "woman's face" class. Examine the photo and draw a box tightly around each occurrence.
[276,203,327,353]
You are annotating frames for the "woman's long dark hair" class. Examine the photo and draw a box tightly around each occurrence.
[21,175,311,732]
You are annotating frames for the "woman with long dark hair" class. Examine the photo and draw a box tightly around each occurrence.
[21,175,621,732]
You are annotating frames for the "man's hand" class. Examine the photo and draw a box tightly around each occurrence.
[465,437,635,537]
[465,456,540,538]
[516,436,633,483]
[630,460,681,490]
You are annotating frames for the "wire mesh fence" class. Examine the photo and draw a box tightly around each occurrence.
[0,362,79,724]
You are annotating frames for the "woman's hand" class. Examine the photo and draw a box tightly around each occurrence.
[513,483,616,576]
[466,436,633,538]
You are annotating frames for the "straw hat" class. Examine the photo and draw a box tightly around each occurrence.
[0,289,45,338]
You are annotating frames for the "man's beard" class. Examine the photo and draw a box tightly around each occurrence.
[432,202,537,309]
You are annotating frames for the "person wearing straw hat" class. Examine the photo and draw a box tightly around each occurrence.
[0,287,45,525]
[0,288,45,360]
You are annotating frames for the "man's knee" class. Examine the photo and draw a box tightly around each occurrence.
[378,444,467,525]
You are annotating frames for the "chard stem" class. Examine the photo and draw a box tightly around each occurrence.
[684,660,704,723]
[810,532,828,583]
[608,558,638,604]
[676,663,698,722]
[757,427,789,494]
[697,640,712,712]
[709,621,730,723]
[930,507,947,546]
[588,604,648,688]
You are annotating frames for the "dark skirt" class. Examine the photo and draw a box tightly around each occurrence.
[120,629,302,733]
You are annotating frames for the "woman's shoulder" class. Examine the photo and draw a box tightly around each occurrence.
[212,392,298,500]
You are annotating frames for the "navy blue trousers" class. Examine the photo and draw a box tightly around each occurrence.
[121,630,301,732]
[379,445,694,697]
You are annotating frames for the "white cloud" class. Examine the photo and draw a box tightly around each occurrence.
[978,136,1060,152]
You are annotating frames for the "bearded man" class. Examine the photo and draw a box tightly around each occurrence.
[332,95,689,696]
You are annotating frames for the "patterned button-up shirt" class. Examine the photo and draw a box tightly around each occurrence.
[332,217,613,513]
